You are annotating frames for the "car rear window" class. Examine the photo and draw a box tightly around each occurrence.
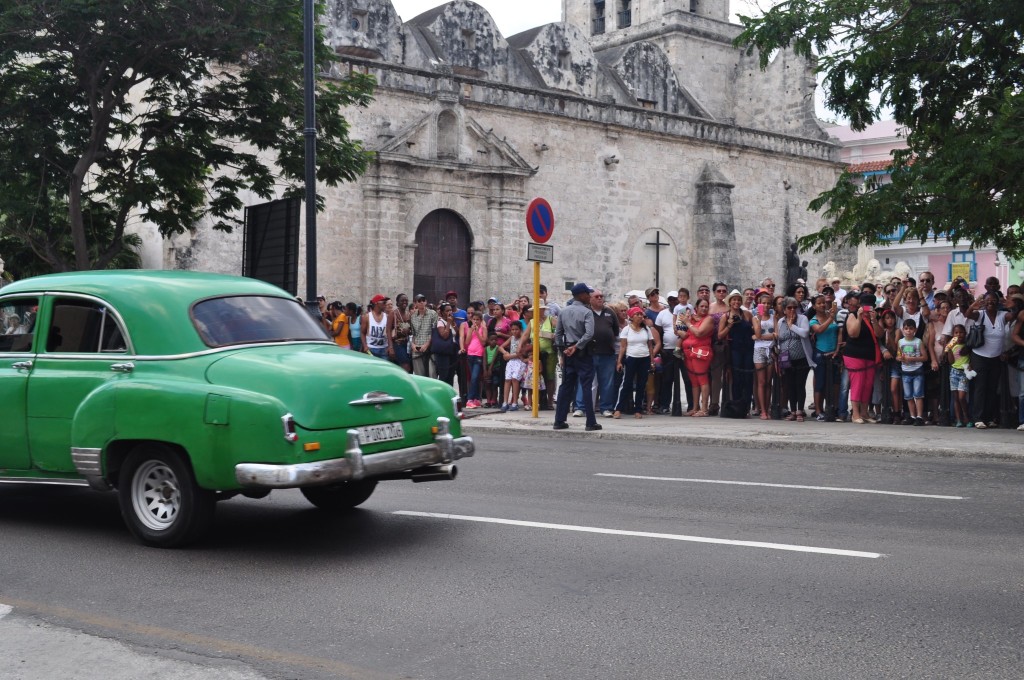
[192,296,328,348]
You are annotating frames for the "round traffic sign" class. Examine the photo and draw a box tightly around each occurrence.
[526,198,555,244]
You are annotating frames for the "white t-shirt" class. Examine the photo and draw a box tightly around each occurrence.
[973,312,1011,359]
[619,325,652,358]
[672,303,695,315]
[655,308,679,350]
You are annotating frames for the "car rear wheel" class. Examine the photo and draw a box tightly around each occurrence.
[300,480,377,512]
[118,445,216,548]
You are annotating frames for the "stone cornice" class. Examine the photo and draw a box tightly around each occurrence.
[337,56,841,165]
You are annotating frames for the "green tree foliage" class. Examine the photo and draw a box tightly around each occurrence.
[736,0,1024,260]
[0,0,375,274]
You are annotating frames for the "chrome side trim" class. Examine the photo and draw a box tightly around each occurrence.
[71,448,103,476]
[19,340,337,363]
[349,391,404,406]
[0,478,89,487]
[235,417,475,489]
[71,447,111,490]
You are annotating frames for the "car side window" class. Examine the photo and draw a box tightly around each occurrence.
[47,298,128,354]
[0,298,39,353]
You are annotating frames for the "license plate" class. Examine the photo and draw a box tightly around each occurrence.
[356,422,404,444]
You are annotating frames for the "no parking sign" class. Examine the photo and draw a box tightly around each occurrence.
[525,198,554,244]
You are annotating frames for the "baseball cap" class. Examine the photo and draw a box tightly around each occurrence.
[487,296,500,304]
[370,294,386,304]
[445,290,458,298]
[645,287,659,298]
[571,282,594,296]
[414,293,427,301]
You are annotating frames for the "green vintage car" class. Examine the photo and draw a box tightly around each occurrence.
[0,271,473,547]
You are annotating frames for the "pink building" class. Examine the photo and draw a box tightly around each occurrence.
[827,121,1016,291]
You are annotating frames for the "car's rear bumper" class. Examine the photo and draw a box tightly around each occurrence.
[234,417,474,489]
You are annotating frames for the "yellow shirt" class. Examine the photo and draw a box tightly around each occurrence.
[331,313,351,349]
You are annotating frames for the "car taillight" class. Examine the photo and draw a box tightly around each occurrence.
[281,413,298,442]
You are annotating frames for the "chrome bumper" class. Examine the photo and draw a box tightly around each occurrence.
[234,417,474,489]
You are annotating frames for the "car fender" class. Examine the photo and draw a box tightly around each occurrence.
[73,380,293,489]
[411,375,464,436]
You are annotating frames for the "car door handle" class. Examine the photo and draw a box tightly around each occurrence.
[12,360,33,370]
[110,362,135,373]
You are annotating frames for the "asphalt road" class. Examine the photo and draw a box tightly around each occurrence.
[2,433,1023,679]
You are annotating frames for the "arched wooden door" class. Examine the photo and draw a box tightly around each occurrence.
[413,210,472,306]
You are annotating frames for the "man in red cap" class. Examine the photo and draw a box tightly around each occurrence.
[362,294,389,359]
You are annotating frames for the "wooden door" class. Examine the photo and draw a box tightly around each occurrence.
[413,210,472,306]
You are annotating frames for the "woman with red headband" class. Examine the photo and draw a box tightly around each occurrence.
[614,306,659,419]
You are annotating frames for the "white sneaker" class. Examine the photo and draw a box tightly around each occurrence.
[602,410,614,417]
[573,409,584,417]
[974,422,987,429]
[1017,424,1024,431]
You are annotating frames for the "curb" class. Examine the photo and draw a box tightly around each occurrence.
[461,420,1024,462]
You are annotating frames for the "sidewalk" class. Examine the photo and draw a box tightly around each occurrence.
[461,407,1024,460]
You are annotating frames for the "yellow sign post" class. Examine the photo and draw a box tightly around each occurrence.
[524,197,555,419]
[532,261,541,418]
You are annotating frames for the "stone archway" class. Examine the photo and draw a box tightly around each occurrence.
[413,209,473,305]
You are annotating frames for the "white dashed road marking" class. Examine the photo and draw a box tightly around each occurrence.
[0,603,12,619]
[394,511,883,559]
[595,473,965,500]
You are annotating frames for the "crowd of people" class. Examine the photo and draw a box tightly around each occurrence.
[317,273,1024,432]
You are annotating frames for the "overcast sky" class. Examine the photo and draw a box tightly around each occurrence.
[388,0,766,36]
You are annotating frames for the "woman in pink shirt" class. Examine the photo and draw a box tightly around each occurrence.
[460,311,488,409]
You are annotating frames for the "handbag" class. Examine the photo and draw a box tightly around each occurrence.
[965,320,985,349]
[776,321,793,370]
[778,349,792,371]
[430,323,458,355]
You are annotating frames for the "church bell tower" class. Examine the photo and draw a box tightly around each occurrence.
[562,0,730,38]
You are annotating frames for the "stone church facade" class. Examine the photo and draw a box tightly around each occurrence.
[161,0,844,304]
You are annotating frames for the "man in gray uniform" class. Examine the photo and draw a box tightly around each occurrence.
[553,282,601,431]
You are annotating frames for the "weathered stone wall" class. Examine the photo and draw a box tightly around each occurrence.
[508,23,601,99]
[734,48,824,138]
[184,78,839,303]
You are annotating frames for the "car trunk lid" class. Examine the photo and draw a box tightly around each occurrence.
[204,345,431,429]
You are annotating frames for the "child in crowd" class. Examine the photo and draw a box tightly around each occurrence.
[500,323,529,412]
[520,348,545,410]
[483,334,501,408]
[878,308,903,422]
[897,318,926,425]
[945,324,972,427]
